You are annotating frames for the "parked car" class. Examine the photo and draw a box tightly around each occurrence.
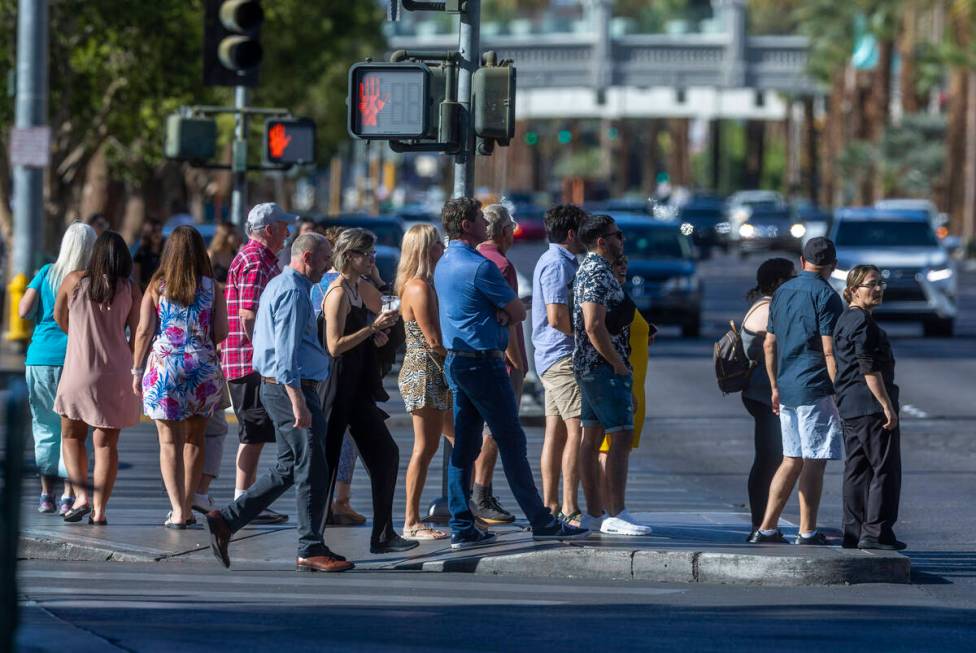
[829,207,958,337]
[612,213,703,337]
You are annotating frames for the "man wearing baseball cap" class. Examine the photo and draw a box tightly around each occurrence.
[208,203,296,524]
[750,237,845,546]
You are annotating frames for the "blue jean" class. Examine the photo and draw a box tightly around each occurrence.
[577,364,634,433]
[221,383,331,558]
[444,353,551,535]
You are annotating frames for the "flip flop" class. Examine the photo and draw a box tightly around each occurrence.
[88,516,108,526]
[63,504,91,523]
[403,525,449,541]
[164,511,187,530]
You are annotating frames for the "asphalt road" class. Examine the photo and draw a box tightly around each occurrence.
[14,245,976,652]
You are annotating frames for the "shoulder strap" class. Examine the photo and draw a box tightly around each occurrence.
[742,298,770,324]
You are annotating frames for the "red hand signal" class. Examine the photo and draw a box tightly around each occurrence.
[359,76,388,128]
[268,123,292,159]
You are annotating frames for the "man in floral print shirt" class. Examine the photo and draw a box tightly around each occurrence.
[572,214,651,537]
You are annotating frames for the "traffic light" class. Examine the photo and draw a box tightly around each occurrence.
[264,118,316,167]
[348,62,435,140]
[203,0,264,87]
[164,114,217,162]
[472,59,515,146]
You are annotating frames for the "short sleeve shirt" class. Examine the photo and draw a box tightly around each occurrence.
[433,241,516,352]
[25,264,67,366]
[222,239,281,380]
[572,253,631,377]
[767,270,844,406]
[531,243,579,375]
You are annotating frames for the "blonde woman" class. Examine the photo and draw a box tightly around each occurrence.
[21,222,96,515]
[396,224,454,540]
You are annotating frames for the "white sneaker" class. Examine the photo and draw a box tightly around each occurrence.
[581,512,606,531]
[616,509,652,535]
[601,515,652,536]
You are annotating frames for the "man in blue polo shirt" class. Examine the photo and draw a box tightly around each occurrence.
[750,237,845,546]
[434,197,589,549]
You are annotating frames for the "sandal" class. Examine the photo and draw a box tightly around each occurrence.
[403,525,449,541]
[558,511,583,528]
[164,511,187,530]
[88,515,108,525]
[63,504,91,523]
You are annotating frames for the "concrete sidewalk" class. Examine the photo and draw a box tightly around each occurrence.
[19,505,909,586]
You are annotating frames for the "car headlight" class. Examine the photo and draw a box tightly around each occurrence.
[790,223,806,238]
[663,276,694,293]
[739,223,756,238]
[927,267,953,282]
[831,268,848,281]
[680,222,694,236]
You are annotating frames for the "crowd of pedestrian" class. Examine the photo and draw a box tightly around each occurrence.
[22,196,905,575]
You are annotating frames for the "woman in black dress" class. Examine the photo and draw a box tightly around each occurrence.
[322,228,418,555]
[834,264,904,550]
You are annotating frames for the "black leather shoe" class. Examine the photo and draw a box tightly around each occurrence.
[748,529,788,544]
[858,537,907,551]
[795,532,829,545]
[370,534,420,554]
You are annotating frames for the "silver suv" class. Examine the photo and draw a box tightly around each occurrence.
[828,208,958,337]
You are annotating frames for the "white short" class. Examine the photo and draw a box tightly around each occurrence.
[779,395,843,460]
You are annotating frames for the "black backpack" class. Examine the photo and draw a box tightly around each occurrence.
[713,300,766,394]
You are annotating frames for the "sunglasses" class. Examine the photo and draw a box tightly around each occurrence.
[857,281,887,290]
[351,249,376,258]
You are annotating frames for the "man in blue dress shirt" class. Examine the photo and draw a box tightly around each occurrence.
[206,233,354,572]
[433,197,589,549]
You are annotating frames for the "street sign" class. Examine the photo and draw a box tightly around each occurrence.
[8,126,50,168]
[264,118,315,166]
[348,62,431,139]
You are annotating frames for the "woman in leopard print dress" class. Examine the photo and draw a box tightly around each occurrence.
[396,224,454,540]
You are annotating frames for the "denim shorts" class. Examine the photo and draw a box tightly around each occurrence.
[779,395,843,460]
[577,365,633,433]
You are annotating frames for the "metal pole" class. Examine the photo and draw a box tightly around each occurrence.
[231,85,249,230]
[452,0,480,199]
[12,0,48,277]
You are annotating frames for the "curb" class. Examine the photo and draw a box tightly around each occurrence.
[393,544,911,586]
[19,534,163,563]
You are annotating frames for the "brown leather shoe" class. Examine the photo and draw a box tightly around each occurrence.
[205,510,232,568]
[296,555,355,573]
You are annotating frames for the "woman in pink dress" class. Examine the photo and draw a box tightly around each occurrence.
[54,231,142,524]
[132,226,228,529]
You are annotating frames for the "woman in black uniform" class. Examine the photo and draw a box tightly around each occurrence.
[834,264,904,551]
[322,228,418,555]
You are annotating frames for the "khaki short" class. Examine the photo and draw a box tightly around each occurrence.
[540,357,582,420]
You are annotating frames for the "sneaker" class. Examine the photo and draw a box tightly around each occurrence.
[470,495,515,525]
[748,529,789,544]
[616,510,652,535]
[58,497,74,516]
[450,528,497,551]
[38,494,56,514]
[795,532,829,545]
[581,512,606,531]
[532,519,590,542]
[601,515,652,536]
[192,495,216,514]
[252,508,289,525]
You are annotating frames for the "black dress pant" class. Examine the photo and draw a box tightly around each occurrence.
[842,413,902,544]
[325,377,399,547]
[742,397,783,528]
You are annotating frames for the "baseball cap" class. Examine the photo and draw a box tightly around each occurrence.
[246,203,297,231]
[802,236,837,266]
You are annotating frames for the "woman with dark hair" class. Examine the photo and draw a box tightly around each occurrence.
[741,257,795,539]
[322,228,416,554]
[132,226,228,528]
[207,221,242,284]
[133,218,166,291]
[834,265,903,550]
[54,231,142,524]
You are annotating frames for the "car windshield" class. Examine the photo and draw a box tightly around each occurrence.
[679,207,723,222]
[625,228,691,259]
[835,220,938,247]
[335,221,403,248]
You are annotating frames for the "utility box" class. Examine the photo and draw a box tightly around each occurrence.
[472,63,515,145]
[164,115,217,161]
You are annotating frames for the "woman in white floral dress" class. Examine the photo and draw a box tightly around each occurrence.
[132,226,228,529]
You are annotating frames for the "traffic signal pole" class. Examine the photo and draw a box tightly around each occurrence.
[231,85,249,230]
[452,0,480,199]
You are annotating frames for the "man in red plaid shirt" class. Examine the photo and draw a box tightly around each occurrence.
[222,203,294,524]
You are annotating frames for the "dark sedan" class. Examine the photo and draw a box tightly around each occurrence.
[676,198,727,257]
[318,214,404,284]
[734,207,805,256]
[615,214,703,337]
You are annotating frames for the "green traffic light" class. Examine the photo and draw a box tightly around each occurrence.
[558,129,572,144]
[524,131,539,146]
